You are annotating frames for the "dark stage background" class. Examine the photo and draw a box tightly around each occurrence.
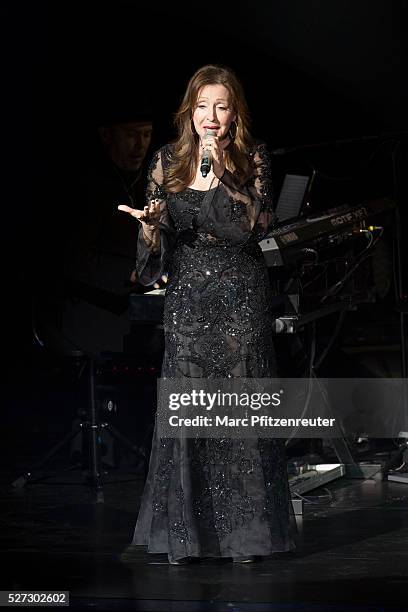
[2,0,408,464]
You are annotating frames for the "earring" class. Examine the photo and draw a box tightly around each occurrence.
[229,120,237,141]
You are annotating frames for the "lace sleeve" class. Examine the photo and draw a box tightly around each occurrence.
[195,142,276,245]
[220,142,276,238]
[136,148,176,286]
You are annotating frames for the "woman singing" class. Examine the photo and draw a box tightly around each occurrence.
[119,64,297,564]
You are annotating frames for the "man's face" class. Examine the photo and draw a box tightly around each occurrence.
[101,121,153,172]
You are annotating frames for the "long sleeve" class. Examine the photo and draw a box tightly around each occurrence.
[195,142,277,245]
[136,148,176,286]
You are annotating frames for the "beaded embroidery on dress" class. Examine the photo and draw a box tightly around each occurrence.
[132,143,297,560]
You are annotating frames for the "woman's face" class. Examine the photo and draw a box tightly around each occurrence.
[192,84,236,142]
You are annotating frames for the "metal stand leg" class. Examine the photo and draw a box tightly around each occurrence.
[85,358,104,503]
[104,423,146,461]
[12,424,83,489]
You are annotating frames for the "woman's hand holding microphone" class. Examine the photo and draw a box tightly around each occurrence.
[200,132,230,179]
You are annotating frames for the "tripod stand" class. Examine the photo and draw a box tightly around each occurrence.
[12,297,148,503]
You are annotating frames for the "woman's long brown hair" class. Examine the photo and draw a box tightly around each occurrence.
[164,64,254,193]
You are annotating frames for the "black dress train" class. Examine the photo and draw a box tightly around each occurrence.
[131,143,297,560]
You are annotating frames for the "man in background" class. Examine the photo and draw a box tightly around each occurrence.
[62,100,155,355]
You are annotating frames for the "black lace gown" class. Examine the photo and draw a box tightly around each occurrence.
[131,143,297,560]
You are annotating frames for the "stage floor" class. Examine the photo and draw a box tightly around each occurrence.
[1,461,408,612]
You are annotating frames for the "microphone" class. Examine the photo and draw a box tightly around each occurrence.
[200,129,217,177]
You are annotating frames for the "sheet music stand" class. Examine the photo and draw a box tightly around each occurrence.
[275,171,316,223]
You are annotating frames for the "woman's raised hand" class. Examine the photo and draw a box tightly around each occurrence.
[118,199,161,227]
